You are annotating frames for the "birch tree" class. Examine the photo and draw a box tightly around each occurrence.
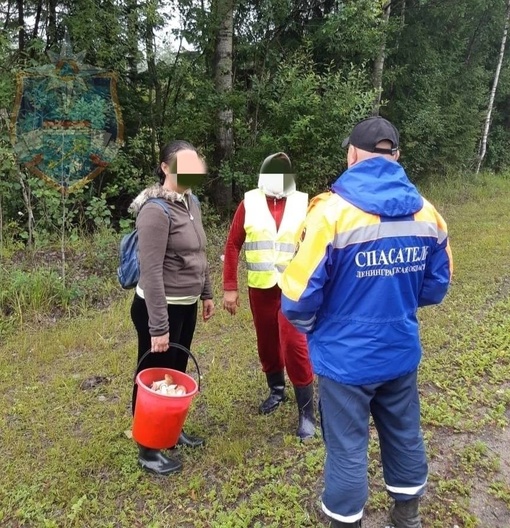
[144,0,163,161]
[211,0,234,208]
[372,1,391,116]
[476,0,510,173]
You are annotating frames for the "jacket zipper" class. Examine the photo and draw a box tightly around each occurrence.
[274,197,279,233]
[184,196,194,221]
[186,197,203,251]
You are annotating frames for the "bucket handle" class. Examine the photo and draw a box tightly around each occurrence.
[134,342,201,392]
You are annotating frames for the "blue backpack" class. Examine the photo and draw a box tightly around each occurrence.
[117,198,171,289]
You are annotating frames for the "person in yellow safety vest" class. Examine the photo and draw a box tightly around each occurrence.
[222,152,316,440]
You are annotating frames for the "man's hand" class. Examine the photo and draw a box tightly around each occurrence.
[223,290,240,315]
[151,332,169,353]
[202,299,215,321]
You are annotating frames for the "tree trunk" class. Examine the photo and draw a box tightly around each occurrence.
[145,1,162,161]
[19,173,34,249]
[46,0,58,50]
[396,0,406,52]
[17,0,24,52]
[4,0,12,30]
[126,0,139,84]
[372,1,391,116]
[465,13,489,66]
[211,0,234,211]
[476,0,510,173]
[32,0,43,43]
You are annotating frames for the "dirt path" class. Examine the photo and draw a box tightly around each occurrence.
[358,424,510,528]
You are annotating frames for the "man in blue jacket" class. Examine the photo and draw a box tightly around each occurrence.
[281,116,453,528]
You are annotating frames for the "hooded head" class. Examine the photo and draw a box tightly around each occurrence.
[257,152,296,198]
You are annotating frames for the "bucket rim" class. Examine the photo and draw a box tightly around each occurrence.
[136,367,199,399]
[134,344,201,392]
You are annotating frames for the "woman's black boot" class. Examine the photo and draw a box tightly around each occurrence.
[138,444,182,475]
[176,430,205,448]
[259,371,287,414]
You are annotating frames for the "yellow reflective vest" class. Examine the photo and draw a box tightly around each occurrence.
[244,188,308,288]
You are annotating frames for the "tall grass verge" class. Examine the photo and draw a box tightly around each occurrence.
[417,170,510,208]
[0,226,122,338]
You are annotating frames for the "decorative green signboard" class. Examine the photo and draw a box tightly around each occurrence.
[11,36,124,194]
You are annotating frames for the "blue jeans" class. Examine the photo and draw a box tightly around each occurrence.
[318,370,427,522]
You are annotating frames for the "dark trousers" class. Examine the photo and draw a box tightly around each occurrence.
[318,370,427,522]
[130,293,198,413]
[248,285,313,387]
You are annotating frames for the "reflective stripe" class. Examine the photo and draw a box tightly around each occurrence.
[247,262,288,272]
[322,502,363,523]
[243,188,308,288]
[246,262,275,271]
[385,481,427,495]
[244,240,274,250]
[245,241,295,252]
[292,314,316,328]
[333,221,441,250]
[275,242,295,252]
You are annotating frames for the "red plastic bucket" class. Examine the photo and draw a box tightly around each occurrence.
[132,344,201,449]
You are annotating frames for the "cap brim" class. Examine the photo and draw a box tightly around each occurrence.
[341,137,350,148]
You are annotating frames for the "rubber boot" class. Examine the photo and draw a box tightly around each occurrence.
[259,371,287,414]
[389,498,422,528]
[293,383,316,440]
[177,430,205,448]
[138,444,182,475]
[330,519,361,527]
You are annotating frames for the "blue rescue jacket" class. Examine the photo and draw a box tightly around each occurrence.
[280,157,452,385]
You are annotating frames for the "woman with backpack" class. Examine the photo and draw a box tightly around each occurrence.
[129,140,214,475]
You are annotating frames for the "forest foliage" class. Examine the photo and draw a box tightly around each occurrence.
[1,0,510,242]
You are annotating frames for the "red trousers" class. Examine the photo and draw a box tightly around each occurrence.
[248,285,313,387]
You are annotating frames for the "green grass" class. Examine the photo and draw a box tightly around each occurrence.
[1,172,510,527]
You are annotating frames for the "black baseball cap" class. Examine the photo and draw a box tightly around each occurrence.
[341,116,399,155]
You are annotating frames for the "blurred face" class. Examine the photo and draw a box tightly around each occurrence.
[258,154,295,196]
[258,174,296,196]
[161,149,206,192]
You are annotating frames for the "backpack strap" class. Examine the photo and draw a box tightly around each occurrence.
[189,193,202,215]
[143,197,171,218]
